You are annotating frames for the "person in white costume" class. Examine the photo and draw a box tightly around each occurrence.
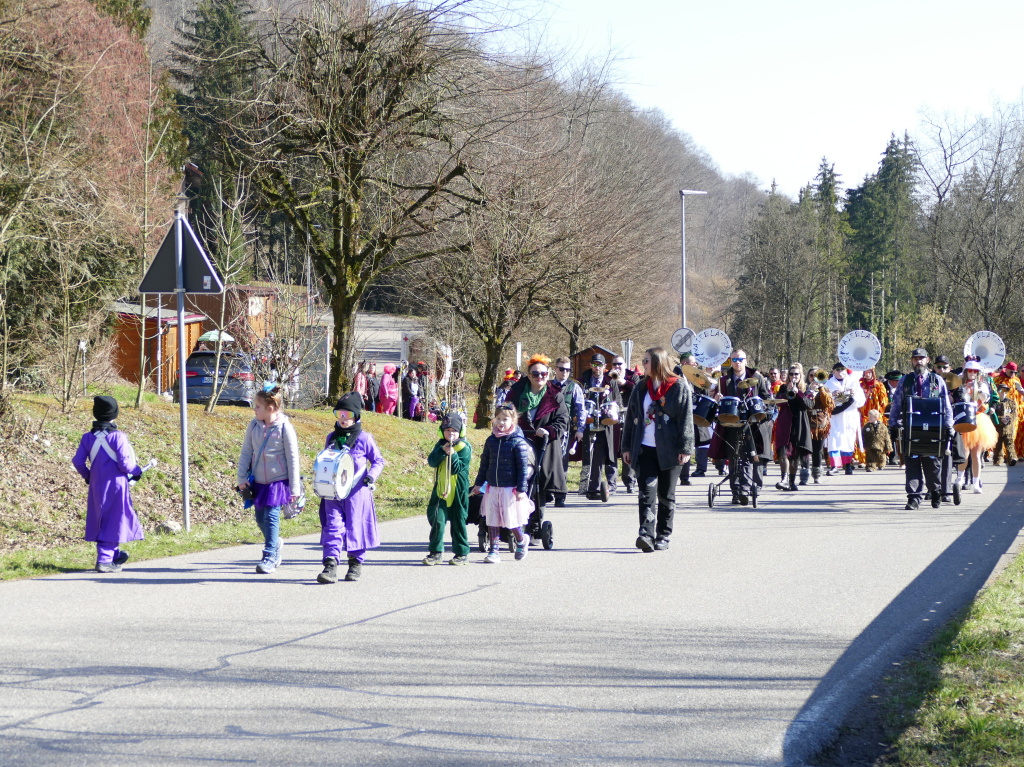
[824,362,866,476]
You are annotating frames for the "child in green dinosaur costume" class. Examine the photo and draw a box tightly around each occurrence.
[422,411,472,566]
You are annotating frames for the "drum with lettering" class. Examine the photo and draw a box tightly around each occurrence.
[745,396,767,422]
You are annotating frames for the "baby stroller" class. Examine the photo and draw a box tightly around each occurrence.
[473,434,554,551]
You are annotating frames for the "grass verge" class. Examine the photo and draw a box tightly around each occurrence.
[818,549,1024,766]
[0,386,487,579]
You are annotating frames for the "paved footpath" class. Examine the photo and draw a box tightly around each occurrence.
[2,466,1023,767]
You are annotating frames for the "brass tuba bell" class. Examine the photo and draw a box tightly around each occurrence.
[814,369,829,382]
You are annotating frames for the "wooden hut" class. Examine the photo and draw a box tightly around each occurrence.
[110,301,206,391]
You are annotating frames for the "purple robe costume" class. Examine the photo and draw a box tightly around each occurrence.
[72,430,144,547]
[319,430,384,562]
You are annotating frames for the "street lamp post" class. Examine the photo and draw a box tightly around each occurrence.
[679,189,707,329]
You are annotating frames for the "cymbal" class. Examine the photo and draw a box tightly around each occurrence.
[737,376,760,390]
[681,364,710,389]
[766,397,788,405]
[587,386,607,393]
[941,371,963,390]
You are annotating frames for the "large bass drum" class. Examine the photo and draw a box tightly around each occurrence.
[903,397,946,457]
[313,445,363,500]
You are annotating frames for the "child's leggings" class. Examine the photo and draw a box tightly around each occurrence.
[488,526,523,551]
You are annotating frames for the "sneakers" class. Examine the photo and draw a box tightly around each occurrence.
[422,552,443,566]
[906,497,921,510]
[448,555,468,566]
[826,467,839,477]
[317,557,338,584]
[95,562,122,573]
[256,557,277,574]
[344,557,362,581]
[654,538,670,551]
[635,536,655,553]
[484,550,501,564]
[514,537,529,561]
[972,479,983,494]
[775,480,790,491]
[113,550,130,566]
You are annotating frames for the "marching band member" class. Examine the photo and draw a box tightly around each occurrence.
[773,364,812,491]
[551,357,586,507]
[889,348,953,510]
[992,361,1024,461]
[715,349,771,504]
[806,367,834,483]
[578,353,622,497]
[958,358,999,494]
[824,363,866,475]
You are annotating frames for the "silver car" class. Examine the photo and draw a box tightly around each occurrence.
[174,351,256,406]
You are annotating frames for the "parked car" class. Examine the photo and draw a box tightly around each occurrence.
[173,351,255,407]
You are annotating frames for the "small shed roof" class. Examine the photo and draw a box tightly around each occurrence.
[112,301,205,325]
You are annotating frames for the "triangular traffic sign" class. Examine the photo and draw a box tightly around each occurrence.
[139,217,225,294]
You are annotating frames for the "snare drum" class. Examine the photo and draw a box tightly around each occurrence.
[952,401,977,433]
[599,401,621,426]
[717,396,744,425]
[584,399,600,425]
[904,396,945,457]
[745,396,767,422]
[692,394,718,428]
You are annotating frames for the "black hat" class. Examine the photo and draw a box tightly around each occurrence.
[935,355,951,365]
[93,395,119,422]
[832,362,846,371]
[884,370,902,382]
[333,392,363,418]
[591,353,606,365]
[911,347,929,359]
[441,411,465,434]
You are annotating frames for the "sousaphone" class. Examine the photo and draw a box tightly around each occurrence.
[963,331,1006,373]
[692,328,733,369]
[837,330,882,372]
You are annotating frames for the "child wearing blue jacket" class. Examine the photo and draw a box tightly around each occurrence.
[471,403,533,563]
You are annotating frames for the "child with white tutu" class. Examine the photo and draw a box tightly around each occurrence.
[471,403,534,563]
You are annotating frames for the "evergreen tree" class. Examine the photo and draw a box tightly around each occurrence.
[845,134,924,367]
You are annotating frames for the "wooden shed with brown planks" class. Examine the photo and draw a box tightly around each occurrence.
[110,300,206,391]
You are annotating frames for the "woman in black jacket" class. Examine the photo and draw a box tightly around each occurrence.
[621,346,694,552]
[505,354,569,542]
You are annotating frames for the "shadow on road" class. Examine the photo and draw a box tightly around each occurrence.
[782,477,1024,765]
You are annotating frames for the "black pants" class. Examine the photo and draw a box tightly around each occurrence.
[636,447,682,542]
[721,426,755,496]
[811,438,825,474]
[905,455,941,501]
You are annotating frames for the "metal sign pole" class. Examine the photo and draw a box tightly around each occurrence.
[174,201,191,532]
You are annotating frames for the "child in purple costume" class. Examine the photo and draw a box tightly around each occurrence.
[317,392,384,584]
[71,396,144,573]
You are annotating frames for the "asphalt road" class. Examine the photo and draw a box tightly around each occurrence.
[2,465,1022,767]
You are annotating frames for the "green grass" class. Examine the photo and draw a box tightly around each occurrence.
[868,553,1024,766]
[0,389,487,579]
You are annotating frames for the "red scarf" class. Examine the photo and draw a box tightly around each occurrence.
[646,375,678,403]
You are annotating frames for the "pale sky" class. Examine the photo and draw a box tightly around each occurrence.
[544,0,1024,198]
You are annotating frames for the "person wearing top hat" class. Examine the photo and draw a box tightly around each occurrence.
[883,369,903,465]
[578,352,622,496]
[316,392,385,584]
[889,348,954,509]
[71,396,144,573]
[422,411,472,566]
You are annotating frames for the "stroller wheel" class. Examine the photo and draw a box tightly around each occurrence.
[751,484,758,509]
[600,478,609,503]
[707,483,715,508]
[541,520,553,550]
[477,527,487,553]
[953,482,961,506]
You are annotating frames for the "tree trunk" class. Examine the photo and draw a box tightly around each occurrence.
[474,339,505,430]
[328,290,359,400]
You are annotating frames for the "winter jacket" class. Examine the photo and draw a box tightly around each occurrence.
[474,428,532,493]
[237,415,300,490]
[621,376,695,471]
